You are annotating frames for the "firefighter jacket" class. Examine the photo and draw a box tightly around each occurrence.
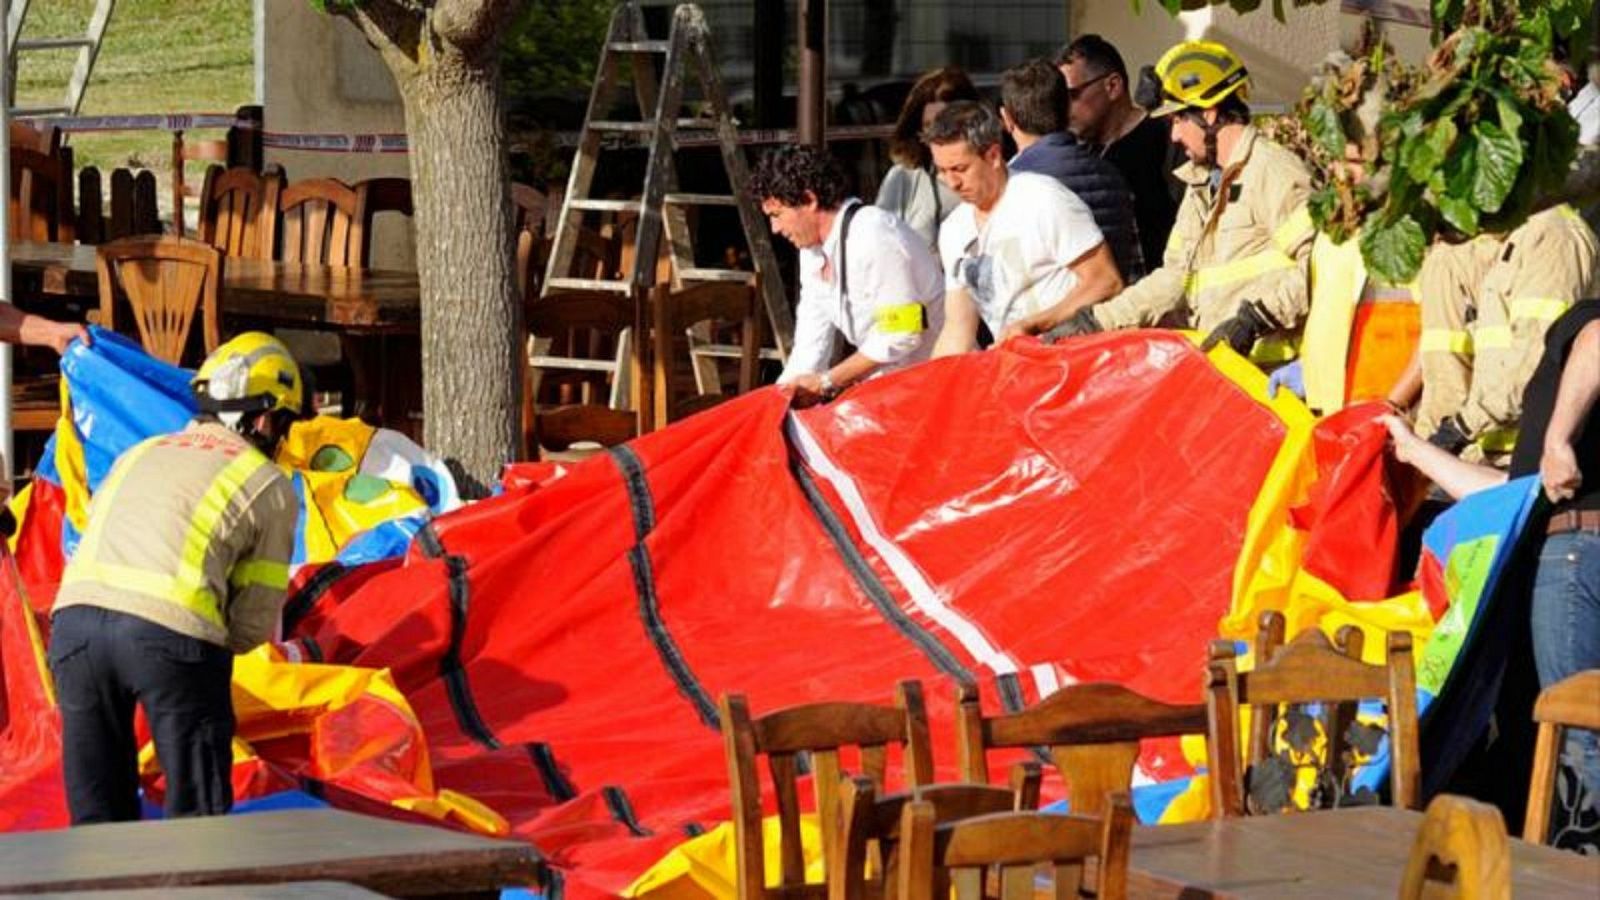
[54,420,297,652]
[1090,125,1315,343]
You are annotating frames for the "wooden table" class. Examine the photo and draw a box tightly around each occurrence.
[0,809,542,898]
[10,241,420,330]
[1127,806,1600,898]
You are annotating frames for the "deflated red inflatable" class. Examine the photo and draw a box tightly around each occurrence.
[277,333,1290,895]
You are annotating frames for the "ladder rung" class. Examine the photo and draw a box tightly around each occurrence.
[678,268,757,284]
[11,105,69,117]
[546,277,633,294]
[664,193,738,207]
[589,119,719,134]
[16,37,94,51]
[529,356,618,373]
[568,198,642,213]
[692,344,784,362]
[608,40,670,53]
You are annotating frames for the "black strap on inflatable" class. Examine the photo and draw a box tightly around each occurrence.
[683,822,706,837]
[298,634,324,663]
[525,742,577,802]
[787,453,975,685]
[440,553,501,750]
[280,561,352,636]
[996,672,1027,715]
[602,785,654,837]
[416,520,447,558]
[542,869,565,900]
[608,445,721,729]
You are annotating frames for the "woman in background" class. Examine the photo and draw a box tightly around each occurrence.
[876,67,978,248]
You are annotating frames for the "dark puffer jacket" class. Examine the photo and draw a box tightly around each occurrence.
[1010,131,1147,283]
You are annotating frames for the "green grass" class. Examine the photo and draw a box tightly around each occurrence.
[14,0,253,213]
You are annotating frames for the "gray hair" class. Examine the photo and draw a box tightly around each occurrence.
[921,100,1004,153]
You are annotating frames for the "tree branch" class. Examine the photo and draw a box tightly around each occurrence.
[432,0,523,54]
[336,0,426,78]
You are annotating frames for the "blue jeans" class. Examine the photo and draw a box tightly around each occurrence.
[1530,530,1600,815]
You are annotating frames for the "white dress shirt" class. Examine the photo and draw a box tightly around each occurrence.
[1571,82,1600,146]
[779,199,946,383]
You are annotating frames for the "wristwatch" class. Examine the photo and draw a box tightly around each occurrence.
[819,371,837,399]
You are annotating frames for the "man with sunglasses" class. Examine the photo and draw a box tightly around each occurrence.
[1053,39,1314,368]
[1056,34,1180,268]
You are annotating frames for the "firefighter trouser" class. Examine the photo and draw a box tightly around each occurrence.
[49,605,235,824]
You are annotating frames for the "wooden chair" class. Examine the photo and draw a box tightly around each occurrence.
[720,681,935,900]
[524,288,645,460]
[171,129,230,236]
[650,280,760,431]
[10,146,75,243]
[956,680,1208,818]
[96,236,223,367]
[512,182,550,299]
[352,176,413,268]
[1399,794,1511,900]
[893,793,1133,900]
[832,774,1037,900]
[1206,610,1421,817]
[10,121,62,156]
[198,164,283,260]
[1523,669,1600,844]
[280,178,362,266]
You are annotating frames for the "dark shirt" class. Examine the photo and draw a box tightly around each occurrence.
[1100,115,1180,273]
[1009,131,1146,282]
[1509,299,1600,513]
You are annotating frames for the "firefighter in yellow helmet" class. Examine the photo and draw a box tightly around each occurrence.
[1053,40,1315,363]
[48,333,303,823]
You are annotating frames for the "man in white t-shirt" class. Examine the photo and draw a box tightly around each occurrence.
[924,100,1123,356]
[751,144,945,405]
[1571,60,1600,146]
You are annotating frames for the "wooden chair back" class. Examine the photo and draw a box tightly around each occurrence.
[352,177,414,268]
[105,169,162,242]
[894,793,1133,900]
[832,775,1035,900]
[281,178,362,267]
[956,680,1207,818]
[650,280,760,430]
[720,681,935,900]
[10,121,62,156]
[512,182,550,299]
[96,236,223,366]
[523,288,644,457]
[171,130,230,236]
[199,164,283,260]
[1400,794,1511,900]
[1206,610,1420,817]
[1523,669,1600,843]
[10,146,75,243]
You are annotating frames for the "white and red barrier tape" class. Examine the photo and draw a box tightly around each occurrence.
[13,111,894,153]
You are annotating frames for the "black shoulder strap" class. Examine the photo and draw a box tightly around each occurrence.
[838,201,863,302]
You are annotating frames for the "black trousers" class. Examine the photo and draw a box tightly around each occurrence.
[48,605,235,824]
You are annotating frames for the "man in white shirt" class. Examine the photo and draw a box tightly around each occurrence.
[1571,60,1600,147]
[924,101,1123,356]
[751,144,945,405]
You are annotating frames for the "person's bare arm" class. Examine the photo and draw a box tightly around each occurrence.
[932,287,981,358]
[0,304,88,354]
[784,352,884,407]
[1381,413,1507,500]
[997,242,1123,342]
[1541,320,1600,503]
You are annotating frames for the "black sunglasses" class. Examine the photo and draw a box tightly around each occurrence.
[1066,71,1112,102]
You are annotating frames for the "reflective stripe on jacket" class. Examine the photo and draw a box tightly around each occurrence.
[1302,232,1418,412]
[1091,126,1314,339]
[54,420,298,652]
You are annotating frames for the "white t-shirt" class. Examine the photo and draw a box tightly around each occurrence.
[1571,82,1600,146]
[779,200,946,383]
[938,172,1105,335]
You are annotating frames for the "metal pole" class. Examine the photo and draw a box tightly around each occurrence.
[0,0,15,484]
[796,0,825,147]
[752,0,784,130]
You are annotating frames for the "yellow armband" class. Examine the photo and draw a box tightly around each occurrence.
[875,303,927,334]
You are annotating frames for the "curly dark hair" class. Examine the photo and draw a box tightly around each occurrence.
[889,66,980,168]
[748,144,849,210]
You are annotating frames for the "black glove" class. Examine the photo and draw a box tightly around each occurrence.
[1200,300,1280,356]
[1427,415,1472,455]
[1043,308,1103,343]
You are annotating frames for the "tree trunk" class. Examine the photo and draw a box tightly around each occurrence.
[399,53,520,496]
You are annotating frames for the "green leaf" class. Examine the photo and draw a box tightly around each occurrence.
[1495,96,1524,138]
[1403,118,1458,182]
[1438,194,1480,234]
[1547,0,1586,38]
[1470,120,1522,214]
[1307,184,1339,233]
[1361,215,1427,284]
[1307,100,1346,159]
